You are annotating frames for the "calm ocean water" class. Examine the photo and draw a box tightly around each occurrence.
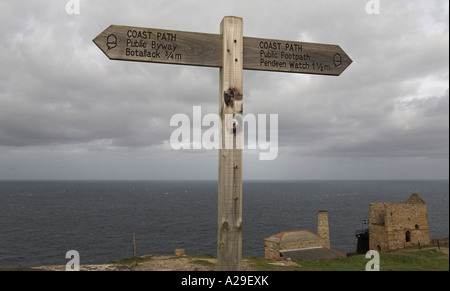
[0,180,448,266]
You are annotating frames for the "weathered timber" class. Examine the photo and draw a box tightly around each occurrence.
[93,25,352,75]
[93,25,222,67]
[217,16,244,271]
[243,36,352,76]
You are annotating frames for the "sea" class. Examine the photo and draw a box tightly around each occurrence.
[0,180,448,267]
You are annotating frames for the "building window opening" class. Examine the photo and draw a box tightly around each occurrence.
[405,231,411,242]
[415,224,419,230]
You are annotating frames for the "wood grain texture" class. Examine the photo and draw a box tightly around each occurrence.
[217,16,243,271]
[93,25,222,68]
[243,36,352,75]
[93,25,351,75]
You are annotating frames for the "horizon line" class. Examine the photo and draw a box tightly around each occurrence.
[0,178,448,182]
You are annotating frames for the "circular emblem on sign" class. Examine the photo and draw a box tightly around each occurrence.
[333,53,342,67]
[107,34,117,50]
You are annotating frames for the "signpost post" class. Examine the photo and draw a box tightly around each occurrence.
[93,16,352,271]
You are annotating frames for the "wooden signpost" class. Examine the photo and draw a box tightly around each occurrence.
[93,16,352,271]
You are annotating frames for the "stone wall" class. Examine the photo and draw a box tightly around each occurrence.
[264,211,331,259]
[264,235,329,259]
[369,224,388,251]
[317,211,330,249]
[369,194,430,251]
[280,237,328,251]
[264,240,281,260]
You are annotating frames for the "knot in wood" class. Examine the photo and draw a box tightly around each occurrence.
[224,88,242,108]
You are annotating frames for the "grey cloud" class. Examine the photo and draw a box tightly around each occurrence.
[0,0,448,180]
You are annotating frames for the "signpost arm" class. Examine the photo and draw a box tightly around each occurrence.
[217,16,244,271]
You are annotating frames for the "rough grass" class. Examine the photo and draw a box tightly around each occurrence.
[108,247,448,271]
[245,248,448,271]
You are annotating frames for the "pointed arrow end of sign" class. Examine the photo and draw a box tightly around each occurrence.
[92,35,102,49]
[347,54,353,67]
[93,26,116,60]
[335,46,352,76]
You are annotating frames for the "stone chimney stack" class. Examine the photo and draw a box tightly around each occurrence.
[317,211,330,248]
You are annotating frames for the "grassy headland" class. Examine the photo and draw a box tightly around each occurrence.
[247,246,449,271]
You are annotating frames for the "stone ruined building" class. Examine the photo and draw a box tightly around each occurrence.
[369,193,430,251]
[264,211,345,261]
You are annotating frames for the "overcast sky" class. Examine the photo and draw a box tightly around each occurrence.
[0,0,448,180]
